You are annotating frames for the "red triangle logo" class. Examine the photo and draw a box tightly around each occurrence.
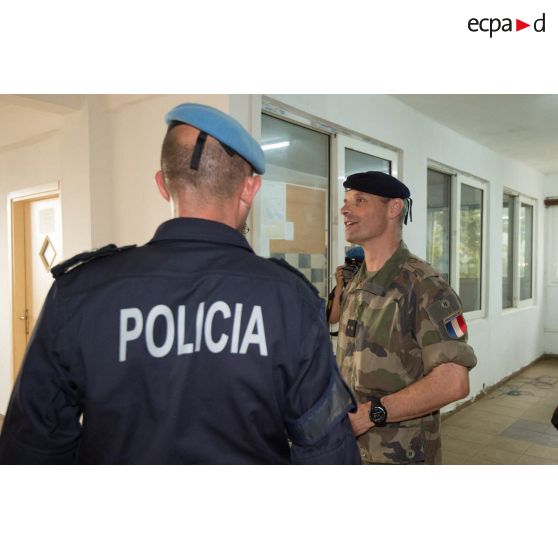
[516,19,530,31]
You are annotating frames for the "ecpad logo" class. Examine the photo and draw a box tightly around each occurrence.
[468,13,546,37]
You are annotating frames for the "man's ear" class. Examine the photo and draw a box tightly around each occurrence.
[390,198,404,220]
[155,170,171,202]
[239,175,261,207]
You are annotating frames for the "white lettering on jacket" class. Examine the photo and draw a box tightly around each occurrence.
[118,302,268,362]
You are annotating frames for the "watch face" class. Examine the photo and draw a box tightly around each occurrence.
[371,407,386,424]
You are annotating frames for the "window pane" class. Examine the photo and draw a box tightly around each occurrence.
[345,148,390,175]
[460,184,483,312]
[502,193,515,308]
[343,149,391,255]
[260,114,329,298]
[261,114,329,186]
[550,206,558,284]
[427,169,451,282]
[520,203,533,300]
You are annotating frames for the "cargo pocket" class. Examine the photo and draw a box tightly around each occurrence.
[379,419,426,464]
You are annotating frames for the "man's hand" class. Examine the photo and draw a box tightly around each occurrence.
[349,402,374,437]
[335,265,345,289]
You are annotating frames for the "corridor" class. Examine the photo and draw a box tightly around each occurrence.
[442,356,558,464]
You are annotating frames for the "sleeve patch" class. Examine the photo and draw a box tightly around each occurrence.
[425,292,468,340]
[443,313,467,339]
[426,295,461,323]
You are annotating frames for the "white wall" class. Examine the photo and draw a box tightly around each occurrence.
[0,132,61,414]
[0,99,101,412]
[265,94,549,408]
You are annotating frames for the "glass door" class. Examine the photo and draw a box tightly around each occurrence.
[332,135,400,286]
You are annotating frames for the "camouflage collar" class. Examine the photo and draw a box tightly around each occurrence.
[354,241,410,296]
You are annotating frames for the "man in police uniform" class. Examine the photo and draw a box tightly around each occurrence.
[0,103,359,465]
[336,171,477,464]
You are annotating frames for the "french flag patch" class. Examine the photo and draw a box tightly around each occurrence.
[444,314,467,339]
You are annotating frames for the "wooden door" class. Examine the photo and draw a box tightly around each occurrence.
[12,194,63,380]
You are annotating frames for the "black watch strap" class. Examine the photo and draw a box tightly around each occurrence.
[369,397,388,427]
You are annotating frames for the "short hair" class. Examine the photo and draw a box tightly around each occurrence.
[161,123,252,200]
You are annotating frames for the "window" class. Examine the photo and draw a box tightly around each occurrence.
[427,165,487,317]
[520,202,534,301]
[502,193,515,308]
[502,191,536,308]
[427,169,451,283]
[548,205,558,285]
[345,148,391,175]
[460,182,484,312]
[256,113,330,298]
[257,104,401,301]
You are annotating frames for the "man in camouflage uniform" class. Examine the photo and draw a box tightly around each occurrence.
[336,171,477,464]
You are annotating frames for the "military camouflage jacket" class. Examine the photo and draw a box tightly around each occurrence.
[336,242,477,464]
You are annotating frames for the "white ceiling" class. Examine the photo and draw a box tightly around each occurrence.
[392,94,558,175]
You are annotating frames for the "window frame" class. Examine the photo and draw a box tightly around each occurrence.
[426,168,452,284]
[428,161,488,320]
[260,98,402,298]
[502,191,516,310]
[255,108,331,298]
[333,134,401,288]
[547,204,558,286]
[503,188,537,310]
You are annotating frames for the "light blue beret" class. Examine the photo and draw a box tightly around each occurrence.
[165,103,266,175]
[346,245,364,262]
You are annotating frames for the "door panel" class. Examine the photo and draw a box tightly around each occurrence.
[25,197,63,336]
[11,193,62,379]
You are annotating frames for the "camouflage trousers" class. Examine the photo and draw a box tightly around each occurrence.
[356,412,443,465]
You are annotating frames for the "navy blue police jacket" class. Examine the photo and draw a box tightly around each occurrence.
[0,218,359,464]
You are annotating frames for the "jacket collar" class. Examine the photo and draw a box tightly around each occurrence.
[355,241,409,296]
[149,217,254,253]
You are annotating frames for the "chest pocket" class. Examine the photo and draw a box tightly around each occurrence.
[355,290,399,349]
[342,289,410,396]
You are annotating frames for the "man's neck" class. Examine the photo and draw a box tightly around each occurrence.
[362,235,401,272]
[173,198,239,230]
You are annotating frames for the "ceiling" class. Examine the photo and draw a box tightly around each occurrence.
[2,94,557,175]
[392,94,558,175]
[0,95,160,150]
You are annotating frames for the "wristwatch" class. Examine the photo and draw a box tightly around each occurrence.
[369,397,388,427]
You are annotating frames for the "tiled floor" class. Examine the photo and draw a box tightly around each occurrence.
[442,356,558,464]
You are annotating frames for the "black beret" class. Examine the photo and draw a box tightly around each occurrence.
[343,171,410,199]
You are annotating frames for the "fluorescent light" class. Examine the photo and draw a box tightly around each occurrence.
[262,141,290,151]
